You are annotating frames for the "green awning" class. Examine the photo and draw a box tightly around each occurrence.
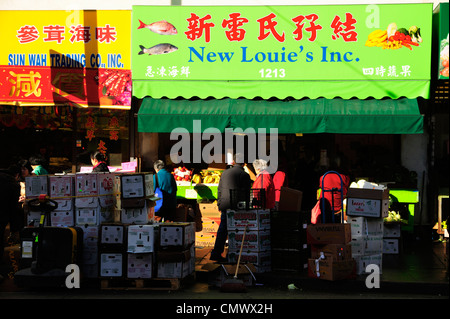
[137,98,423,134]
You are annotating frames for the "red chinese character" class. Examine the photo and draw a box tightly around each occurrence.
[85,116,96,129]
[331,13,357,42]
[86,129,95,141]
[43,25,65,43]
[222,13,248,41]
[257,13,285,42]
[109,130,119,141]
[292,13,322,41]
[70,25,91,43]
[98,140,107,155]
[185,13,215,42]
[96,24,117,43]
[17,25,39,44]
[108,116,120,129]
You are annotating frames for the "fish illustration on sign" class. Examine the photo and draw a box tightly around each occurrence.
[137,20,177,35]
[138,44,178,56]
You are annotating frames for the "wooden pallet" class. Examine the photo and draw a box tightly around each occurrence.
[100,274,195,291]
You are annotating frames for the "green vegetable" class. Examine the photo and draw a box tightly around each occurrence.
[409,26,423,43]
[397,28,409,35]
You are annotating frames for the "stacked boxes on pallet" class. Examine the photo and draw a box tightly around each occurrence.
[306,223,355,281]
[226,209,271,273]
[383,223,402,255]
[345,186,389,274]
[157,222,196,278]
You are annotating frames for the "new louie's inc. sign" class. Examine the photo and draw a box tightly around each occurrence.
[131,4,432,99]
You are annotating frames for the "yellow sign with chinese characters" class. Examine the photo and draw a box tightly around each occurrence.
[0,10,130,69]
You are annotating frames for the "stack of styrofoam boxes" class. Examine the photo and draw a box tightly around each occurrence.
[127,224,158,279]
[226,209,271,273]
[114,173,154,225]
[383,223,402,255]
[48,175,75,227]
[74,172,116,278]
[24,175,49,226]
[346,186,389,275]
[98,223,126,278]
[157,222,196,279]
[195,203,221,248]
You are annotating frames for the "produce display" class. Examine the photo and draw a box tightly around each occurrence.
[172,166,193,182]
[365,23,422,50]
[384,211,408,224]
[173,167,222,184]
[439,34,449,78]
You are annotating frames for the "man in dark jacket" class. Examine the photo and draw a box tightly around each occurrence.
[0,166,21,270]
[210,153,252,262]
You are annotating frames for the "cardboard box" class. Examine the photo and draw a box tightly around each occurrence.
[75,207,99,226]
[100,224,125,246]
[347,217,384,237]
[354,254,383,275]
[127,253,153,279]
[227,250,271,273]
[306,223,351,245]
[198,202,221,217]
[364,235,383,255]
[383,238,400,254]
[383,223,402,238]
[99,253,123,277]
[127,224,156,253]
[346,188,389,218]
[201,217,221,233]
[277,187,303,212]
[25,175,48,199]
[97,173,115,207]
[226,209,271,231]
[81,225,99,265]
[227,229,271,251]
[48,175,74,211]
[116,202,149,224]
[350,235,366,256]
[310,243,352,261]
[99,204,115,224]
[115,173,154,199]
[195,232,216,248]
[50,210,74,227]
[159,222,195,248]
[308,257,356,281]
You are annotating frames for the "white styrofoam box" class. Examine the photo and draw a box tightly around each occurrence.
[75,196,99,208]
[364,235,383,255]
[227,250,271,273]
[49,175,74,211]
[75,173,98,195]
[81,225,99,265]
[226,209,271,231]
[50,210,74,227]
[97,173,115,207]
[115,173,154,199]
[366,219,384,236]
[159,222,195,248]
[157,261,183,278]
[350,235,366,256]
[383,239,400,254]
[54,199,73,212]
[100,224,125,245]
[127,253,153,279]
[354,254,383,275]
[118,203,149,225]
[348,217,384,237]
[75,207,99,226]
[100,253,123,277]
[383,223,401,238]
[127,224,157,253]
[227,229,271,251]
[25,175,48,198]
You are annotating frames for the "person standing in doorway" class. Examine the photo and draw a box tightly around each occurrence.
[252,159,276,210]
[153,160,177,221]
[210,153,252,262]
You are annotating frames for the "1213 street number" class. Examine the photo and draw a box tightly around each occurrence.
[259,68,286,78]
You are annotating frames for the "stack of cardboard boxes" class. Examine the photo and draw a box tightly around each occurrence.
[346,187,389,274]
[306,223,355,281]
[226,209,271,273]
[195,203,221,248]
